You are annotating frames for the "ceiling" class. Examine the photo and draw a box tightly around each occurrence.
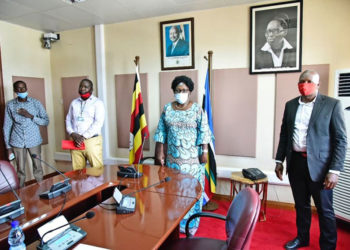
[0,0,267,32]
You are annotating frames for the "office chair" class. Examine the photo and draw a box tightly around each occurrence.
[139,156,156,164]
[161,187,261,250]
[0,160,20,194]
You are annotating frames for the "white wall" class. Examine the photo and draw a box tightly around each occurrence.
[2,0,349,202]
[0,21,55,180]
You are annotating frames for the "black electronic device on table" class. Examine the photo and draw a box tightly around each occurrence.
[117,133,147,178]
[117,165,143,178]
[31,154,72,199]
[242,168,267,180]
[113,187,136,214]
[37,212,95,250]
[37,224,87,250]
[0,165,25,224]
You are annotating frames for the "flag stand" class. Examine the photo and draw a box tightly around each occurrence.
[202,50,218,212]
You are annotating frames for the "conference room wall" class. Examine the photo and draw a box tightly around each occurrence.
[49,27,97,155]
[0,0,346,201]
[103,0,350,168]
[0,21,56,181]
[47,0,350,201]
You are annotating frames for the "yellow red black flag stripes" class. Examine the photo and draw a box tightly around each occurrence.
[129,66,149,164]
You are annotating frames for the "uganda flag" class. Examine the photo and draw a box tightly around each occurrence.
[129,66,149,164]
[202,69,217,205]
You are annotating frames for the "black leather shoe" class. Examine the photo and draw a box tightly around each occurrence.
[285,238,309,249]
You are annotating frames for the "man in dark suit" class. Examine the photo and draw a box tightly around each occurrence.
[275,70,347,250]
[166,26,189,57]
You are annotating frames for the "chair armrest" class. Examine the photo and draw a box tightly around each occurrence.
[139,156,155,164]
[185,212,226,237]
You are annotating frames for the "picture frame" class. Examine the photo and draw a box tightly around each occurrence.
[160,17,194,71]
[250,0,302,74]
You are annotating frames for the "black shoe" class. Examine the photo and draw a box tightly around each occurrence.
[285,238,309,249]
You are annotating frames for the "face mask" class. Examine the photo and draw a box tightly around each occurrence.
[298,83,317,96]
[80,92,91,100]
[175,93,188,104]
[17,92,28,99]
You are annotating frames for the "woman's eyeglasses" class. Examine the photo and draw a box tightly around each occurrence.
[174,89,189,94]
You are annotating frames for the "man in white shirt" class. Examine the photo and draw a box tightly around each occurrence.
[275,70,347,250]
[66,79,105,170]
[255,13,296,69]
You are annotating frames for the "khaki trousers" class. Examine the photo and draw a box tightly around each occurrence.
[13,145,43,187]
[71,135,103,170]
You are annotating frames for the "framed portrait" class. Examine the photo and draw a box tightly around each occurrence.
[250,0,302,74]
[160,17,194,71]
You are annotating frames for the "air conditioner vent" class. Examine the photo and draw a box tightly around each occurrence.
[338,73,350,97]
[333,69,350,222]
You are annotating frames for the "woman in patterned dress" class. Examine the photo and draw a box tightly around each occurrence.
[154,75,211,235]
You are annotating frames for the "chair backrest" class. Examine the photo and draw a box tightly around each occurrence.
[0,160,20,194]
[139,156,156,165]
[225,187,261,250]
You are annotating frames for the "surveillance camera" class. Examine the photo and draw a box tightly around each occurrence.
[43,33,60,41]
[43,38,51,49]
[42,33,60,49]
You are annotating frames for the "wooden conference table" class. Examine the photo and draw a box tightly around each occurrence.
[0,164,201,249]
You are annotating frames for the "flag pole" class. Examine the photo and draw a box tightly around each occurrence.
[208,51,213,110]
[202,50,218,212]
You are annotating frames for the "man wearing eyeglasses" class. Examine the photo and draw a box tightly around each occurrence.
[166,26,189,57]
[255,13,296,69]
[275,70,347,250]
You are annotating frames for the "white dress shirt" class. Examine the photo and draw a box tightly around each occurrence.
[66,95,105,139]
[261,38,293,67]
[292,96,316,152]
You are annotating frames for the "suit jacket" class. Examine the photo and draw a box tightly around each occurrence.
[255,47,296,69]
[166,39,189,57]
[276,94,347,182]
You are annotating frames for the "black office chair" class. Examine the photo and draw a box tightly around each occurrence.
[139,156,156,164]
[161,187,261,250]
[0,160,20,194]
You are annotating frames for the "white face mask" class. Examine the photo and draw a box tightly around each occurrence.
[175,93,188,104]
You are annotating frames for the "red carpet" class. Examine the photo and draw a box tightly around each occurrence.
[181,199,350,249]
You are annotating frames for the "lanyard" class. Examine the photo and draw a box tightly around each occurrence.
[80,100,87,116]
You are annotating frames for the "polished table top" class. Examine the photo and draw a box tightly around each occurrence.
[0,164,201,249]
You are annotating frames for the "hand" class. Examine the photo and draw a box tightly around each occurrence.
[155,157,165,166]
[71,133,85,147]
[199,153,208,164]
[17,108,33,119]
[158,166,168,180]
[7,149,15,161]
[155,142,165,166]
[275,163,284,181]
[324,173,339,190]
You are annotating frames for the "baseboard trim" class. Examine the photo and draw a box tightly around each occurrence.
[212,193,317,213]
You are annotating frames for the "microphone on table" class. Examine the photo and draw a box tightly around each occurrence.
[0,164,25,224]
[31,154,72,199]
[113,177,171,214]
[117,133,148,178]
[39,211,95,248]
[125,176,171,196]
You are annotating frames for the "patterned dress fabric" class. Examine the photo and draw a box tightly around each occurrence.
[154,102,211,233]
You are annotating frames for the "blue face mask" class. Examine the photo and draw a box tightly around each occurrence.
[17,92,28,99]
